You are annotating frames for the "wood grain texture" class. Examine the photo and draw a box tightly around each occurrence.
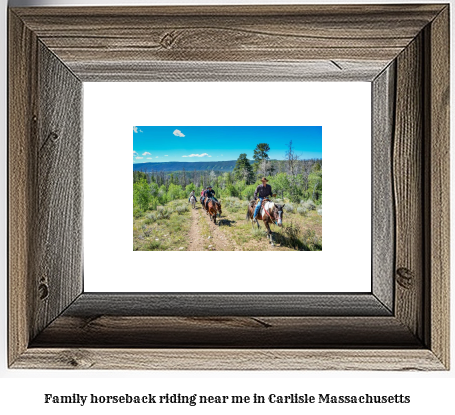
[31,316,420,348]
[71,60,388,82]
[8,4,450,370]
[372,63,395,312]
[13,349,445,371]
[65,293,391,317]
[8,11,38,366]
[393,35,424,340]
[32,42,83,339]
[11,5,445,80]
[426,6,450,368]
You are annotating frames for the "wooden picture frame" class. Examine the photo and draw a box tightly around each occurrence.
[8,4,449,370]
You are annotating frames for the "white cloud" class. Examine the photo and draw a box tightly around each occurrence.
[136,157,143,159]
[165,155,169,157]
[173,129,185,137]
[156,156,159,158]
[133,151,138,157]
[147,157,152,159]
[182,153,210,158]
[142,152,151,156]
[133,126,138,133]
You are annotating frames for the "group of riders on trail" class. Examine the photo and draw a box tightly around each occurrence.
[188,177,282,243]
[189,185,219,209]
[188,177,273,221]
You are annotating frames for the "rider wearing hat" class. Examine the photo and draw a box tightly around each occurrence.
[253,177,273,221]
[204,185,218,208]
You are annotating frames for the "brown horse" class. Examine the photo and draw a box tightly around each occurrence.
[246,199,285,246]
[206,199,222,225]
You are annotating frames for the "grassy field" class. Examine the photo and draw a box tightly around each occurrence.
[133,197,322,251]
[217,197,322,251]
[133,200,192,251]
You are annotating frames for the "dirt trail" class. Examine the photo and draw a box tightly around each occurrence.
[200,206,240,252]
[187,205,204,251]
[187,203,240,251]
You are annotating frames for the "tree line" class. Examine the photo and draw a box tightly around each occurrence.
[133,141,322,213]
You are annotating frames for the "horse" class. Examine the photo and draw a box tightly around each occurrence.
[206,198,222,225]
[189,195,196,209]
[246,199,285,246]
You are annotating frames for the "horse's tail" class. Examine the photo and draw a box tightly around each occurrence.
[246,206,251,221]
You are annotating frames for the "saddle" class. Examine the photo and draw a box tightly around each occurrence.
[250,198,270,208]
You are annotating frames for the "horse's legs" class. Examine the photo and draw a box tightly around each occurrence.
[265,222,274,245]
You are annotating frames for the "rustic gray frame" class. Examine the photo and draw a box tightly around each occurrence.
[8,5,449,370]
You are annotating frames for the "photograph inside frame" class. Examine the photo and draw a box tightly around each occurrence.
[133,126,322,252]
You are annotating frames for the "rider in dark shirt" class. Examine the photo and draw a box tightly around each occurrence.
[253,177,273,220]
[204,186,218,207]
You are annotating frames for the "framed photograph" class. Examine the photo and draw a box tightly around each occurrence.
[8,4,449,370]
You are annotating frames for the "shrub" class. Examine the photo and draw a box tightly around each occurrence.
[281,222,302,250]
[144,213,157,224]
[284,203,294,213]
[302,229,322,251]
[317,207,322,216]
[301,199,316,211]
[176,205,187,215]
[252,227,267,240]
[133,206,143,218]
[142,225,151,238]
[297,206,308,216]
[145,240,162,250]
[157,207,171,219]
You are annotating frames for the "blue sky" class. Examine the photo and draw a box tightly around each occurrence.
[133,126,322,163]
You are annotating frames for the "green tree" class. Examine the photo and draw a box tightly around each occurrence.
[149,182,159,198]
[308,170,322,203]
[253,143,271,174]
[269,172,289,199]
[167,183,183,201]
[157,184,168,204]
[241,184,258,201]
[133,170,148,184]
[133,179,152,211]
[253,143,270,164]
[225,184,238,197]
[312,161,322,172]
[233,153,254,184]
[185,183,196,194]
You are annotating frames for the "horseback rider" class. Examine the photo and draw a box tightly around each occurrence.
[253,177,273,221]
[188,190,196,203]
[200,187,207,203]
[204,185,218,208]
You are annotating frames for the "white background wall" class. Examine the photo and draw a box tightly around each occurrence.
[0,1,454,414]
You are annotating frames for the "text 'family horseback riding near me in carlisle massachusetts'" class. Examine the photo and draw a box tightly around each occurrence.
[133,126,322,252]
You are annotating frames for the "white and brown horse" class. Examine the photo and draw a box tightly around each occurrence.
[246,199,285,246]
